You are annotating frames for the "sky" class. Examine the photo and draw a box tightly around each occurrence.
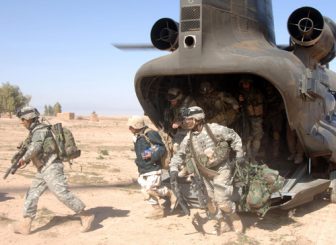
[0,0,335,116]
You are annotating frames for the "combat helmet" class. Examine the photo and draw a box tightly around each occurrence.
[167,87,183,101]
[199,81,214,94]
[127,115,146,129]
[239,75,254,85]
[183,106,205,120]
[16,106,40,120]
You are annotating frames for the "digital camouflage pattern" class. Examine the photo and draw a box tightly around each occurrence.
[21,122,85,218]
[234,162,284,216]
[170,123,243,212]
[238,86,264,160]
[197,90,239,126]
[24,162,85,218]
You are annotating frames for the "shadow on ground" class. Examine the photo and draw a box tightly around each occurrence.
[0,192,14,202]
[240,194,330,232]
[32,206,129,233]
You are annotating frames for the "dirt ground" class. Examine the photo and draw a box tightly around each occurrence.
[1,117,336,245]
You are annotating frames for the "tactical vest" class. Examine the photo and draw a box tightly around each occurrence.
[187,124,231,170]
[241,89,263,117]
[30,124,58,169]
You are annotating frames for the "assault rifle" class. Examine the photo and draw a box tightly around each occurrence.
[3,137,31,179]
[190,158,209,209]
[170,174,190,216]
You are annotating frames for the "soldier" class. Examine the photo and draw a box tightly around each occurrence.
[197,81,239,126]
[238,77,264,161]
[12,106,94,235]
[164,87,197,147]
[164,87,197,178]
[127,116,176,219]
[169,106,244,234]
[263,84,285,159]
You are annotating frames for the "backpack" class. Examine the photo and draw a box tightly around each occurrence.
[50,123,81,162]
[142,128,173,170]
[234,161,284,217]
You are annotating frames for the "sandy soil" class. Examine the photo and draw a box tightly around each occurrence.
[1,117,336,245]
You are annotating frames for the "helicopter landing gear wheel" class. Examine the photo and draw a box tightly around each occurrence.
[329,171,336,203]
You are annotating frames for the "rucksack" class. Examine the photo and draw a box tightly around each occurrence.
[142,128,173,170]
[233,161,284,217]
[50,123,81,162]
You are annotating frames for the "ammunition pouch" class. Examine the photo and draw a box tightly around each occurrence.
[198,141,230,169]
[247,104,263,117]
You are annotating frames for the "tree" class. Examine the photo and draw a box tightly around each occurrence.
[48,105,54,116]
[53,102,62,115]
[0,82,31,116]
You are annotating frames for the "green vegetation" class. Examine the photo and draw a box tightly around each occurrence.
[0,82,31,117]
[100,149,109,156]
[44,102,62,116]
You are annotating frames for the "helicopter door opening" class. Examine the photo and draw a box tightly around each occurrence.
[139,73,331,209]
[140,74,294,172]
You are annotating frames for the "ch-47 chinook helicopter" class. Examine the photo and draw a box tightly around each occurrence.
[120,0,336,211]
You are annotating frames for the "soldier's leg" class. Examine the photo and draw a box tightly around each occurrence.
[271,114,283,158]
[23,173,48,218]
[13,174,47,234]
[43,162,93,232]
[213,167,243,233]
[43,162,85,213]
[250,117,263,160]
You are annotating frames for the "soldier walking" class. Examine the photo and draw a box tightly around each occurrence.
[238,77,264,162]
[263,84,285,159]
[169,106,244,234]
[12,106,94,235]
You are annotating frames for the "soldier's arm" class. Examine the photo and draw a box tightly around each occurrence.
[21,129,47,162]
[227,128,244,158]
[169,136,188,172]
[146,130,166,162]
[217,126,244,158]
[221,92,239,110]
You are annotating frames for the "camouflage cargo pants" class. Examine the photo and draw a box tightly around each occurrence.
[204,165,236,213]
[23,162,85,218]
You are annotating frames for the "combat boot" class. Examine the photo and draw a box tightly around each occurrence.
[167,190,177,210]
[209,219,231,235]
[228,213,243,233]
[145,204,164,219]
[13,217,33,235]
[79,211,94,232]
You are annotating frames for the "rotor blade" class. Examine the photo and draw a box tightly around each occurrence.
[112,43,155,50]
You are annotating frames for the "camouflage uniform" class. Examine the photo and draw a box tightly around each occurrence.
[263,85,284,158]
[164,91,197,148]
[22,121,85,218]
[197,82,239,126]
[170,123,244,213]
[238,81,264,161]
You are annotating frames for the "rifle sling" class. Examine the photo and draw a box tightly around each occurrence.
[189,131,219,179]
[204,124,218,145]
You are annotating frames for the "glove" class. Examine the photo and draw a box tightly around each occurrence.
[18,159,28,169]
[170,170,178,184]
